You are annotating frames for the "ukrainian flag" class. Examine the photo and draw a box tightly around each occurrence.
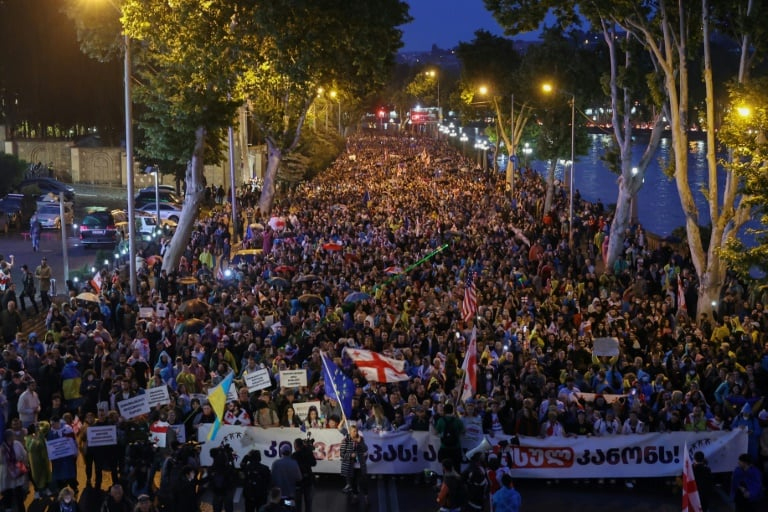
[207,371,234,441]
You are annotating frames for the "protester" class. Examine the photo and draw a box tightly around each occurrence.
[731,453,764,512]
[491,473,521,512]
[340,424,368,497]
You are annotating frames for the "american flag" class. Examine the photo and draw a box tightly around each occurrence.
[462,273,477,323]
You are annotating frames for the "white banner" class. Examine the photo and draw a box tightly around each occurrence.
[118,394,151,420]
[279,370,307,388]
[86,425,117,447]
[46,437,78,460]
[147,386,171,408]
[244,368,272,393]
[197,425,746,477]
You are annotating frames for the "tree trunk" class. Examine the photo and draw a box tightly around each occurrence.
[162,126,206,273]
[258,139,282,216]
[543,160,556,215]
[605,176,633,269]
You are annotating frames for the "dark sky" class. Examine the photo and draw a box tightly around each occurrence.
[401,0,540,52]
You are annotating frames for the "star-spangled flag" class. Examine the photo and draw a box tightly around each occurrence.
[460,327,477,403]
[682,442,702,512]
[320,351,354,420]
[462,273,477,323]
[344,348,409,383]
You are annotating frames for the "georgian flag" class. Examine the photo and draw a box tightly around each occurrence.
[682,442,702,512]
[91,270,103,294]
[677,274,687,314]
[344,348,408,383]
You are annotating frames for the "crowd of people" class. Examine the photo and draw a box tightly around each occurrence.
[0,132,766,511]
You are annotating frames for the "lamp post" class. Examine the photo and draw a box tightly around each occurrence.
[123,33,137,296]
[542,83,576,250]
[426,70,440,136]
[509,93,515,197]
[330,90,341,134]
[144,165,160,234]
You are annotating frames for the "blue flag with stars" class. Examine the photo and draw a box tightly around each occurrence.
[320,351,354,420]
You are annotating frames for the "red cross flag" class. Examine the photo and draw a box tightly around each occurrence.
[344,348,408,383]
[91,270,103,294]
[460,327,477,403]
[682,442,702,512]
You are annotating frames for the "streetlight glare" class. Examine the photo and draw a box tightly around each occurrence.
[737,106,751,118]
[542,83,553,93]
[478,85,488,95]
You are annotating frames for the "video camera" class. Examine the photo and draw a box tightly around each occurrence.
[303,431,315,448]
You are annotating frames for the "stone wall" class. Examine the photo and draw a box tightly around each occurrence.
[0,126,266,188]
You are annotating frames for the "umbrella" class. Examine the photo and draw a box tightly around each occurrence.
[231,248,263,265]
[384,266,403,275]
[296,274,321,283]
[177,276,199,285]
[344,291,371,303]
[322,242,343,252]
[268,277,290,290]
[298,294,324,305]
[76,292,100,303]
[178,298,209,315]
[146,255,163,266]
[273,265,295,274]
[249,222,264,230]
[175,318,205,335]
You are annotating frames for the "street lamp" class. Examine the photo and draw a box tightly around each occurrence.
[542,82,576,250]
[426,69,440,136]
[144,165,160,233]
[330,90,341,134]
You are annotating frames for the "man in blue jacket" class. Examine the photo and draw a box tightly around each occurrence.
[731,453,764,512]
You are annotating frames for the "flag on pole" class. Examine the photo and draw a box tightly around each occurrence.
[344,348,409,382]
[677,274,687,314]
[462,273,478,323]
[320,351,354,421]
[206,371,234,441]
[682,442,702,512]
[460,327,478,403]
[91,270,103,294]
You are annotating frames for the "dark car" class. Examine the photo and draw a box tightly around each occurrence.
[79,211,117,247]
[18,178,75,202]
[0,193,33,228]
[134,189,181,207]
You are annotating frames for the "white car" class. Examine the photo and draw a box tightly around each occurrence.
[138,203,183,223]
[34,202,74,229]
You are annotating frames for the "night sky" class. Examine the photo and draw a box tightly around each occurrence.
[400,0,540,52]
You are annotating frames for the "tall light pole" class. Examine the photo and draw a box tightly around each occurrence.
[509,93,515,197]
[124,33,137,296]
[330,91,341,134]
[426,70,440,136]
[542,83,576,250]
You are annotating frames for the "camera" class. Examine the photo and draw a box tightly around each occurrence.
[304,431,315,447]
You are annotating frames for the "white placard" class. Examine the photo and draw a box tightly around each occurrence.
[244,368,272,393]
[86,425,117,447]
[156,303,167,318]
[46,437,77,460]
[593,337,620,357]
[118,394,151,419]
[171,424,186,444]
[279,369,307,388]
[292,400,322,422]
[139,307,154,319]
[147,385,171,407]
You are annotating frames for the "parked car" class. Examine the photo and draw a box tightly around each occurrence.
[79,210,117,247]
[18,178,75,202]
[137,202,183,223]
[34,202,74,229]
[0,193,27,228]
[139,184,177,194]
[134,189,181,207]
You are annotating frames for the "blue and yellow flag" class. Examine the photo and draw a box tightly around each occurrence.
[207,371,234,441]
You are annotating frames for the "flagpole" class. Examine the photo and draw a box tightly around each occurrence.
[320,351,350,429]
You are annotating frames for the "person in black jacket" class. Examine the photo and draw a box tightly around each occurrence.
[240,449,271,512]
[292,437,317,512]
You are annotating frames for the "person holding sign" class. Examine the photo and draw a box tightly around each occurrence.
[47,416,78,495]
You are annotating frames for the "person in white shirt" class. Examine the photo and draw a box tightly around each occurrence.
[621,410,646,435]
[17,380,41,428]
[593,409,621,436]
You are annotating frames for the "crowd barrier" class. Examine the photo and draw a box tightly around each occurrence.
[198,425,747,478]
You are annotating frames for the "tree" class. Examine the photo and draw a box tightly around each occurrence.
[0,153,26,195]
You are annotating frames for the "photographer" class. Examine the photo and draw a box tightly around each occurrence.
[240,449,271,512]
[259,487,291,512]
[270,444,302,505]
[208,444,236,512]
[292,436,317,512]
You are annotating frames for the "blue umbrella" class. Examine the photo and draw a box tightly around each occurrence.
[344,291,371,303]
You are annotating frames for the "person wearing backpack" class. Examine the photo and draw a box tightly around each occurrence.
[436,403,465,471]
[436,458,467,512]
[462,452,489,512]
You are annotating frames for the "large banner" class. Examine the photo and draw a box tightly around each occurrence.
[198,425,746,478]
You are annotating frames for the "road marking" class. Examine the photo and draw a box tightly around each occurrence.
[387,477,399,512]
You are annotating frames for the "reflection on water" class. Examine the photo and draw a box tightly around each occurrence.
[528,134,749,238]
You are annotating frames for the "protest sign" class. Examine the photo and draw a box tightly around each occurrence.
[279,369,307,388]
[292,401,322,422]
[147,386,171,408]
[46,437,77,460]
[86,425,117,447]
[244,368,272,393]
[593,337,620,357]
[118,394,151,419]
[139,307,154,319]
